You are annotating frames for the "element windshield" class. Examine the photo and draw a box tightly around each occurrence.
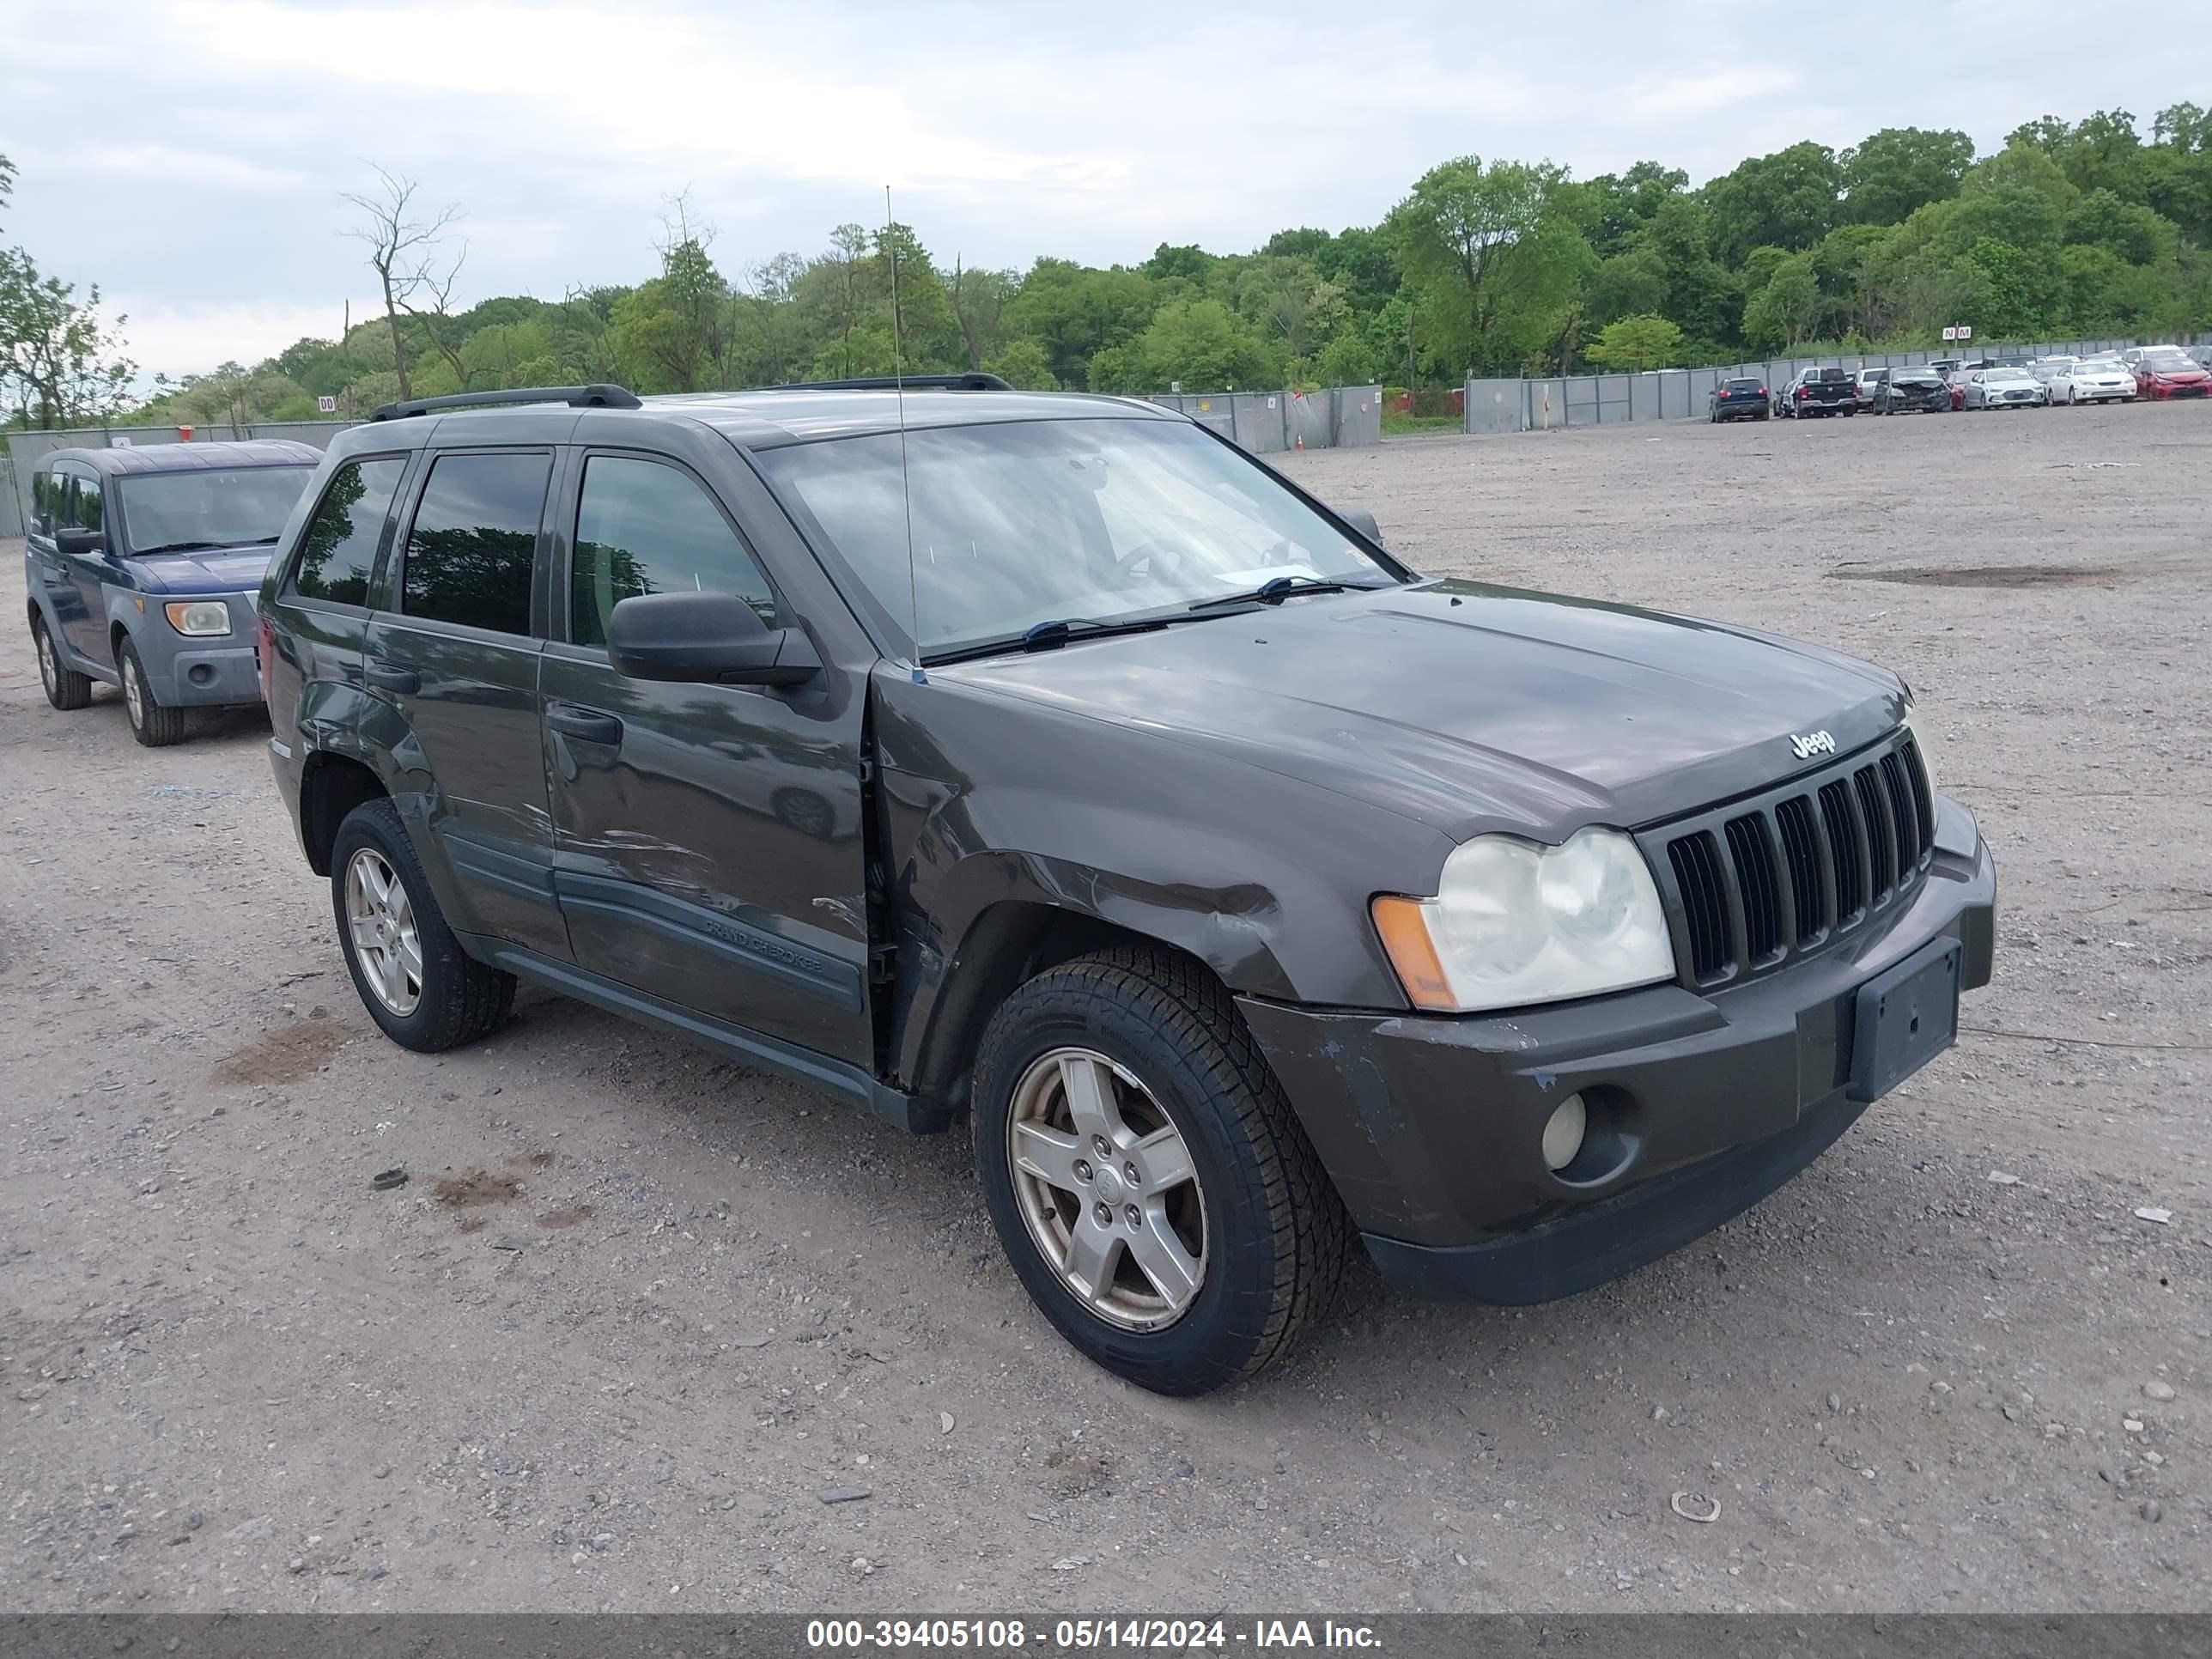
[759,416,1395,659]
[118,466,313,555]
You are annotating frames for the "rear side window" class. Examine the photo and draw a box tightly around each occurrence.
[73,471,105,533]
[569,456,776,647]
[399,452,550,635]
[288,457,406,605]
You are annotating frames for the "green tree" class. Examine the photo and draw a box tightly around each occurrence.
[1705,142,1842,265]
[1741,255,1822,351]
[1089,298,1280,393]
[1382,155,1591,374]
[0,248,136,428]
[983,337,1057,390]
[1006,258,1155,390]
[1838,128,1977,225]
[1583,313,1684,369]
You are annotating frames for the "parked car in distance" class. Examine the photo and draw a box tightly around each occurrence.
[2133,345,2211,400]
[26,441,319,744]
[1709,376,1771,422]
[1850,368,1889,412]
[1965,367,2050,410]
[258,380,1996,1395]
[2051,361,2137,404]
[2028,356,2079,384]
[1874,368,1952,413]
[1925,357,1964,377]
[1777,367,1856,417]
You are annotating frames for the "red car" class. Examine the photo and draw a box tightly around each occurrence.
[2134,347,2210,400]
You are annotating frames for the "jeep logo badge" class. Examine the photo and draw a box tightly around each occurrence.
[1790,730,1837,759]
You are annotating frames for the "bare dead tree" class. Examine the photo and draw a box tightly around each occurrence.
[341,164,461,401]
[397,240,472,390]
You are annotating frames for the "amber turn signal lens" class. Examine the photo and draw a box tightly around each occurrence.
[1370,895,1457,1012]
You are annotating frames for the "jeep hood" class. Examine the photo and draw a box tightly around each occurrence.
[937,579,1906,839]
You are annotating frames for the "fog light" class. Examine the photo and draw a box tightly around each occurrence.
[1541,1092,1588,1173]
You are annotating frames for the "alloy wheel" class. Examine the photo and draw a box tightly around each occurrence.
[1006,1047,1207,1331]
[344,847,424,1016]
[38,629,58,696]
[122,653,145,727]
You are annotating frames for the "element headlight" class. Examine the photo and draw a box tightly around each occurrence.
[1372,827,1674,1013]
[164,600,232,637]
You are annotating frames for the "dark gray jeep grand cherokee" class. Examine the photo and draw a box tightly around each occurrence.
[258,379,1995,1395]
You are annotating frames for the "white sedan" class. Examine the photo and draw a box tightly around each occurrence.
[2051,362,2137,404]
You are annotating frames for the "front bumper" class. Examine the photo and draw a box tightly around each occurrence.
[1239,799,1995,1304]
[135,592,264,707]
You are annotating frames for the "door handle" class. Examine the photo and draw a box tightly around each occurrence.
[365,659,418,694]
[546,703,623,744]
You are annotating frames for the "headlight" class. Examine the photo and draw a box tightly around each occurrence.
[1371,827,1674,1013]
[163,600,233,636]
[1904,702,1940,799]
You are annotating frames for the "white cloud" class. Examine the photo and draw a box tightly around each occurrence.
[113,297,381,381]
[4,0,2206,377]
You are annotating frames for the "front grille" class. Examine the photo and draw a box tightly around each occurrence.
[1645,733,1936,988]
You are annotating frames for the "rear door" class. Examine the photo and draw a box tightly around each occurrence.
[538,444,874,1066]
[365,446,568,960]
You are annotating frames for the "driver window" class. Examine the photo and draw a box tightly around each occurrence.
[570,456,777,647]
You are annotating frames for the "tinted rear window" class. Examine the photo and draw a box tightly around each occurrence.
[1725,379,1763,391]
[288,458,406,605]
[399,452,550,635]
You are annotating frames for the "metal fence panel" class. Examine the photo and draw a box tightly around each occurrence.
[1631,375,1664,422]
[1596,374,1634,423]
[1230,392,1285,453]
[1461,379,1524,434]
[0,453,19,538]
[1524,379,1566,428]
[1329,386,1382,447]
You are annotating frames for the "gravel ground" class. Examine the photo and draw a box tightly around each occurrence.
[2,400,2207,1615]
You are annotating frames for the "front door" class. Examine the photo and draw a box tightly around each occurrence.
[56,464,115,665]
[365,446,568,960]
[540,450,873,1067]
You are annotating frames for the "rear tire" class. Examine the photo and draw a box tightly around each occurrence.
[331,798,516,1052]
[33,613,94,711]
[971,948,1350,1396]
[118,639,187,747]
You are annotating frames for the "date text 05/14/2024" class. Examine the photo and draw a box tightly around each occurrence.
[805,1618,1383,1650]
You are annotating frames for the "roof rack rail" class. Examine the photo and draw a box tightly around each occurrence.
[370,383,642,422]
[765,372,1012,392]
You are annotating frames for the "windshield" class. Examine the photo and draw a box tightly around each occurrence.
[118,466,313,555]
[1986,368,2031,383]
[2142,350,2193,371]
[758,416,1395,659]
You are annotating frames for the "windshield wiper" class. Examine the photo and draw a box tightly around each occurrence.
[927,614,1188,665]
[1187,574,1376,611]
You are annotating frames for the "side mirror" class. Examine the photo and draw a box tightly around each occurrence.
[606,591,821,688]
[56,526,104,556]
[1339,507,1384,548]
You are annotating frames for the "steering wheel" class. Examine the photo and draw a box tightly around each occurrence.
[1110,539,1189,586]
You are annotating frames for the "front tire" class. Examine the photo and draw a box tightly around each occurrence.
[331,798,516,1052]
[33,613,94,711]
[971,948,1350,1395]
[118,639,187,746]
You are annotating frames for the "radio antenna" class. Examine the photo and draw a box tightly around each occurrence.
[888,184,924,682]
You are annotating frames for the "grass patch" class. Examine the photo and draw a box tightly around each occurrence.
[1382,412,1462,434]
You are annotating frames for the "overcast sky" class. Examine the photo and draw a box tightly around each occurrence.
[7,0,2209,380]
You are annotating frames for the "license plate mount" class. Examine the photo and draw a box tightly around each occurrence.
[1848,937,1962,1103]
